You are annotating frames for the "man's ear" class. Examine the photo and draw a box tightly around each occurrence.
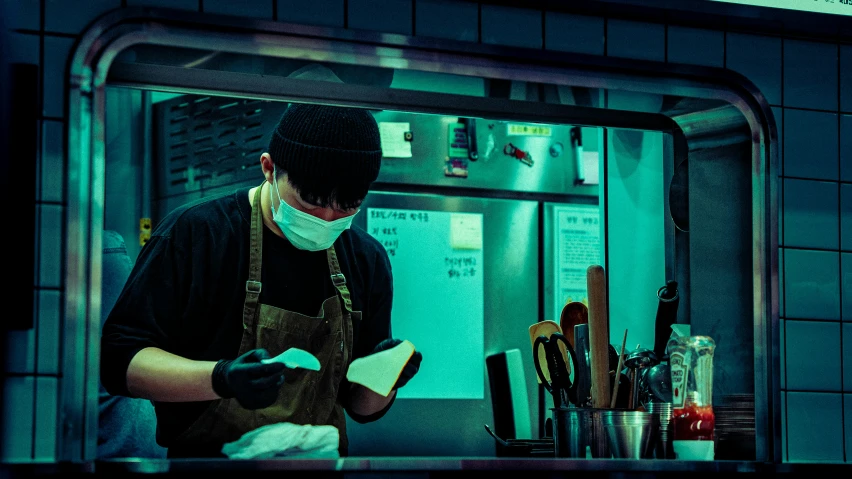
[260,153,275,183]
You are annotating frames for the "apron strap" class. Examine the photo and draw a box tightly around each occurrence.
[242,183,266,331]
[326,246,355,315]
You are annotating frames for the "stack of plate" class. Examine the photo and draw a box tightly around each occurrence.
[714,393,755,460]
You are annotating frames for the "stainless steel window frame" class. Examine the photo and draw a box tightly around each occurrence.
[65,7,779,463]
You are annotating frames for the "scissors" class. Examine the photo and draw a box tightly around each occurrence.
[533,332,579,408]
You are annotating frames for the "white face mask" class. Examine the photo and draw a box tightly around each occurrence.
[269,169,357,251]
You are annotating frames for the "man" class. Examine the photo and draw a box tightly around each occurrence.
[101,102,422,458]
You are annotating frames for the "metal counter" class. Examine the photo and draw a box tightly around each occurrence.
[6,457,850,478]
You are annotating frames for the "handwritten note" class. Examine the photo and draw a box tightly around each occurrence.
[378,122,412,158]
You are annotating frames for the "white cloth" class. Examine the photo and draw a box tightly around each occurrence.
[221,422,340,460]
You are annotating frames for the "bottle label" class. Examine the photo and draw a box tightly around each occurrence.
[670,351,688,408]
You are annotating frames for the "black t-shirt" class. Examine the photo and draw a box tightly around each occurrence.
[100,186,394,446]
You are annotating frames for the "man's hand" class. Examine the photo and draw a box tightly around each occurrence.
[371,339,422,390]
[212,349,287,410]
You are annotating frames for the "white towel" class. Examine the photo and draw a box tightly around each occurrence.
[221,422,340,460]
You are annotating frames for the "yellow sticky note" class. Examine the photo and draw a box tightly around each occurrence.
[450,213,482,250]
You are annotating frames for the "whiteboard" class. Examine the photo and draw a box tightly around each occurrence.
[367,208,484,399]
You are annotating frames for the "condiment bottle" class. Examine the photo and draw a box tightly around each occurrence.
[670,335,716,460]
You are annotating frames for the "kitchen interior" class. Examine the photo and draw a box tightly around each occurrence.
[94,38,757,465]
[17,0,852,476]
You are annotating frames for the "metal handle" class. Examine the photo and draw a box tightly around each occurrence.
[533,335,553,395]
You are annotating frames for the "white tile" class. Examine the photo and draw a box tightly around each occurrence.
[843,185,852,252]
[778,177,784,247]
[842,115,852,182]
[1,377,35,462]
[7,33,40,65]
[44,0,121,35]
[780,318,786,390]
[40,121,65,204]
[203,0,272,19]
[606,19,664,62]
[843,253,852,322]
[2,0,40,31]
[481,4,541,49]
[786,392,844,462]
[781,391,787,462]
[127,0,198,10]
[415,0,477,42]
[545,12,604,56]
[844,324,852,391]
[727,33,782,106]
[278,0,344,27]
[348,0,413,36]
[4,328,36,374]
[34,377,58,462]
[38,204,63,289]
[845,394,852,461]
[784,109,839,181]
[784,249,840,320]
[780,248,785,317]
[667,26,723,68]
[42,36,76,118]
[785,320,841,392]
[784,40,838,111]
[784,179,838,250]
[37,290,61,375]
[841,45,852,113]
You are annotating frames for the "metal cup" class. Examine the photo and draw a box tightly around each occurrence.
[600,410,658,459]
[589,409,613,458]
[551,407,590,458]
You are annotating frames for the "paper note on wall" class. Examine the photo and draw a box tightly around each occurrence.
[450,213,483,250]
[378,122,412,158]
[552,204,602,324]
[367,208,484,399]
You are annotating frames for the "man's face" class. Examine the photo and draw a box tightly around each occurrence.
[273,173,360,222]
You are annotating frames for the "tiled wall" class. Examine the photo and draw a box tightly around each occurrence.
[2,0,851,464]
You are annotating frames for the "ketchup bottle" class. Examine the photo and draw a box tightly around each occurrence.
[669,336,716,460]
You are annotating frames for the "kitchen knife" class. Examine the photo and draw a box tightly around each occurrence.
[652,281,680,360]
[586,265,612,409]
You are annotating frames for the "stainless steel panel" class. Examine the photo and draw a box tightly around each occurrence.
[348,191,540,456]
[373,110,598,197]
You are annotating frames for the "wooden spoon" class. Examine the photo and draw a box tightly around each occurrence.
[559,301,588,348]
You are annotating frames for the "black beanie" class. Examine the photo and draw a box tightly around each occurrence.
[267,103,382,189]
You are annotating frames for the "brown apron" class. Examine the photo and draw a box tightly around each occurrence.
[168,184,358,457]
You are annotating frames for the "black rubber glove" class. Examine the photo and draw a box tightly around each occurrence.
[371,338,422,390]
[211,348,287,410]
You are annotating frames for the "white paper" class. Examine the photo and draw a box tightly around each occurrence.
[378,122,412,158]
[261,348,321,371]
[346,340,415,397]
[582,150,600,185]
[552,204,602,323]
[450,213,483,250]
